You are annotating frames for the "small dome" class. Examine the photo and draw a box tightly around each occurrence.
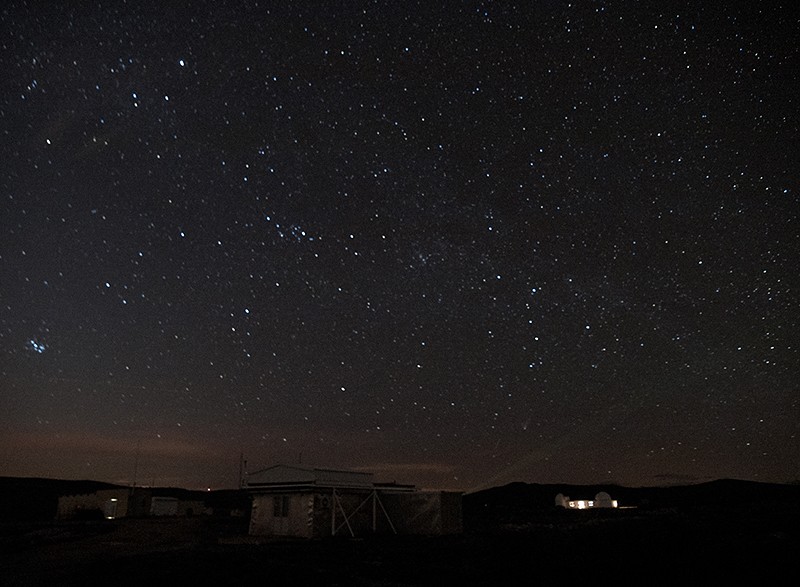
[594,491,615,507]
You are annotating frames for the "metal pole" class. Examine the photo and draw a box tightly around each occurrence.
[372,491,376,532]
[375,492,397,534]
[331,488,336,536]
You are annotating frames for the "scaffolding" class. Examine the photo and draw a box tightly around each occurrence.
[330,487,397,537]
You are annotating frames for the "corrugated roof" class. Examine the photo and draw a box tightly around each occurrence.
[246,464,375,490]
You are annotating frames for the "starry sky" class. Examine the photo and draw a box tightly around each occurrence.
[1,1,797,492]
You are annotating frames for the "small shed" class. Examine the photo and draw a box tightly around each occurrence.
[149,496,178,516]
[246,464,462,538]
[57,487,211,519]
[57,488,138,520]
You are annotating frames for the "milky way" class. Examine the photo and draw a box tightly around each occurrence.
[1,1,797,490]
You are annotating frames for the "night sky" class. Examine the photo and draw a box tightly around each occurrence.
[1,1,797,492]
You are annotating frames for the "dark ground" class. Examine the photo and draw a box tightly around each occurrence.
[1,479,799,586]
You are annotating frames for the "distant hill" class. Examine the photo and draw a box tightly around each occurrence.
[0,477,125,522]
[463,479,800,531]
[467,478,800,507]
[3,475,798,525]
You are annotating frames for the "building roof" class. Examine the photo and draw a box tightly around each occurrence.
[245,464,375,491]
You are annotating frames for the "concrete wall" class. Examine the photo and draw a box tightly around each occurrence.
[249,493,315,538]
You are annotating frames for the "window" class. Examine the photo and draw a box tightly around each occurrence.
[273,495,289,517]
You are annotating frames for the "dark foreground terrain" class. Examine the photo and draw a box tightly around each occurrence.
[1,479,798,585]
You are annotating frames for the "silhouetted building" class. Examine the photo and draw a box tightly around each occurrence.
[246,464,462,538]
[57,487,209,519]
